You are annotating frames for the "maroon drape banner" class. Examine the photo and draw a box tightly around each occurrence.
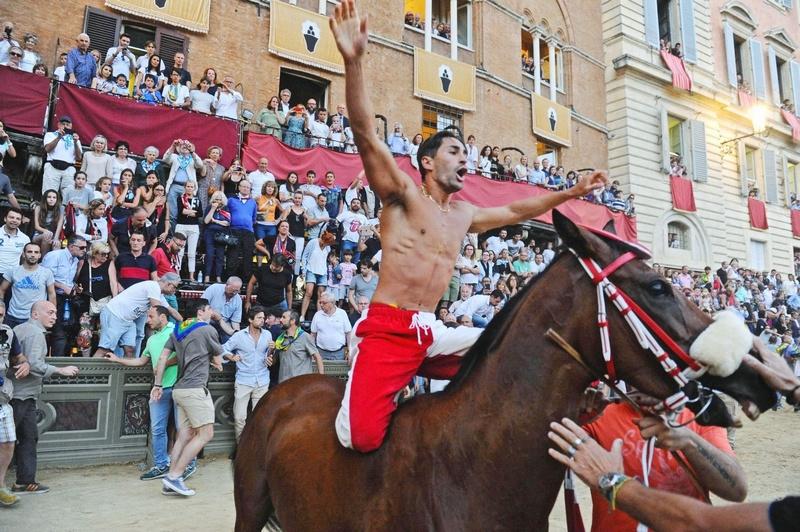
[0,65,51,135]
[660,50,692,91]
[791,210,800,238]
[243,133,638,241]
[748,198,768,230]
[670,176,696,212]
[53,83,240,163]
[780,109,800,143]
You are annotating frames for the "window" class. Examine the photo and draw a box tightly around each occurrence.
[405,0,472,47]
[123,21,156,58]
[749,240,767,271]
[422,102,462,139]
[539,41,563,91]
[775,55,791,102]
[743,145,765,196]
[668,115,686,160]
[279,68,329,109]
[667,221,690,250]
[787,160,799,203]
[657,0,679,46]
[535,141,558,166]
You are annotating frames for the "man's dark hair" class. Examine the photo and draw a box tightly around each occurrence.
[67,235,87,247]
[416,129,465,180]
[271,253,287,268]
[119,33,131,41]
[317,193,327,200]
[189,298,211,317]
[5,206,23,219]
[264,306,282,319]
[59,52,68,58]
[287,309,301,326]
[358,258,372,269]
[317,107,327,114]
[151,305,171,320]
[115,140,130,151]
[23,242,40,253]
[248,305,266,322]
[490,289,504,299]
[172,232,187,241]
[170,68,182,78]
[307,170,316,176]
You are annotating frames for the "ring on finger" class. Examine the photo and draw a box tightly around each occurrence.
[567,445,577,458]
[572,437,583,447]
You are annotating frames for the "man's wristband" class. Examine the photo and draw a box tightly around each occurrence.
[153,384,162,388]
[785,384,800,406]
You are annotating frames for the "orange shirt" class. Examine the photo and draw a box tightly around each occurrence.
[583,403,733,532]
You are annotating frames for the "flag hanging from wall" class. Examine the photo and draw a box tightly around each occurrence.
[106,0,211,33]
[531,92,572,147]
[413,48,476,111]
[269,1,344,74]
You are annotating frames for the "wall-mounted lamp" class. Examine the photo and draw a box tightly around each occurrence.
[721,104,770,155]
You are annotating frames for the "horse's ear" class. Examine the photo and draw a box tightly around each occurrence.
[553,210,591,257]
[602,220,616,234]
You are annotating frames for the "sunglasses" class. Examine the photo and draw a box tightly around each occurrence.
[75,245,87,250]
[10,52,22,57]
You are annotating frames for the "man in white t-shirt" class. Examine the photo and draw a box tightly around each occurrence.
[214,75,243,120]
[161,69,190,108]
[336,197,368,261]
[94,274,182,359]
[104,33,137,79]
[310,292,352,361]
[505,230,525,258]
[0,22,19,64]
[42,116,82,195]
[299,171,322,211]
[0,209,30,281]
[248,158,276,198]
[465,135,479,173]
[53,52,68,81]
[308,108,331,148]
[484,229,509,256]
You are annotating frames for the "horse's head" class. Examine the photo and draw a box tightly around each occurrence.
[553,211,775,426]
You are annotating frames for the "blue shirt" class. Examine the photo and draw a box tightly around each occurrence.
[227,195,257,232]
[65,47,97,87]
[202,283,242,325]
[41,248,79,293]
[222,327,272,387]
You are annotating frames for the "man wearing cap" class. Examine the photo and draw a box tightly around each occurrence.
[65,32,96,87]
[42,116,82,195]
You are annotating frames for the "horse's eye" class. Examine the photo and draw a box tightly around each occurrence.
[647,280,672,297]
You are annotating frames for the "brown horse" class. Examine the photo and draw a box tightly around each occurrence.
[233,212,775,531]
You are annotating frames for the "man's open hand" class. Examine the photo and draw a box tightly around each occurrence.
[330,0,368,63]
[570,170,608,198]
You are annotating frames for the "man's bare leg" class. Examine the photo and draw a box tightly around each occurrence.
[168,425,213,478]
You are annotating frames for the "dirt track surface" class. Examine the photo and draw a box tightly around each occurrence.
[3,408,798,532]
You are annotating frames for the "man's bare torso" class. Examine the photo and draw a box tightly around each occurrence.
[370,191,473,311]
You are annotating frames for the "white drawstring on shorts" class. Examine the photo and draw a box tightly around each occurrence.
[409,313,432,345]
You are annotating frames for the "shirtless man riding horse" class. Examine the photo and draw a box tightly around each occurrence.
[330,0,607,452]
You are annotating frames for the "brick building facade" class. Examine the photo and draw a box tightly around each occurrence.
[2,0,608,171]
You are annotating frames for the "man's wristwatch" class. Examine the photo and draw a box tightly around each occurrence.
[599,472,630,504]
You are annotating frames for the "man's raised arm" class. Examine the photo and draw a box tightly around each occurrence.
[330,0,412,203]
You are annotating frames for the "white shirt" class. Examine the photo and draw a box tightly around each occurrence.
[248,170,276,198]
[44,131,82,164]
[53,66,66,81]
[308,120,330,147]
[0,225,30,278]
[542,248,556,265]
[466,144,479,172]
[485,236,508,256]
[161,83,190,107]
[454,294,495,320]
[0,39,19,64]
[135,55,165,73]
[303,239,330,276]
[336,210,368,243]
[215,89,243,119]
[190,90,215,114]
[106,280,161,321]
[105,46,137,78]
[299,184,322,211]
[20,50,40,73]
[310,307,351,351]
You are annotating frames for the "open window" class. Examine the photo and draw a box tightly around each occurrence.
[786,158,799,205]
[406,0,472,48]
[540,40,564,91]
[660,111,707,181]
[422,101,462,139]
[667,221,690,250]
[644,0,696,61]
[739,143,765,198]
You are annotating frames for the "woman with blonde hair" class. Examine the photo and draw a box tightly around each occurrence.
[76,240,119,341]
[81,135,114,187]
[203,190,231,283]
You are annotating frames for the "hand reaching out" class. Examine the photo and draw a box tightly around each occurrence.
[571,170,608,198]
[329,0,368,62]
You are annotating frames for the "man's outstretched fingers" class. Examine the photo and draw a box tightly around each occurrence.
[561,417,592,440]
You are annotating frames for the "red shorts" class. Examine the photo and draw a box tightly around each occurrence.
[335,304,482,452]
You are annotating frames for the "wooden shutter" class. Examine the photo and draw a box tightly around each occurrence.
[679,0,697,63]
[724,22,737,88]
[644,0,660,48]
[83,6,121,60]
[738,141,749,196]
[156,29,187,76]
[791,60,800,111]
[689,120,707,182]
[660,108,670,173]
[750,39,766,99]
[764,149,778,203]
[768,46,781,105]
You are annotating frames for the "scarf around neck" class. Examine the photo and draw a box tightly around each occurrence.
[175,318,207,342]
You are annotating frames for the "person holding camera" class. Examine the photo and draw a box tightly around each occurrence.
[42,116,82,195]
[163,139,205,232]
[0,22,19,65]
[104,33,137,80]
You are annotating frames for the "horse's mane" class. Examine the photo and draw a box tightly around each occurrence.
[444,252,567,390]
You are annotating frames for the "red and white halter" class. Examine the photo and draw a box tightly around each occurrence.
[569,245,707,415]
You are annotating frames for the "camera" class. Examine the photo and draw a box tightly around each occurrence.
[63,127,73,136]
[4,26,11,40]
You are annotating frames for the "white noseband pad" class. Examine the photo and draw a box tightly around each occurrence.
[688,310,752,378]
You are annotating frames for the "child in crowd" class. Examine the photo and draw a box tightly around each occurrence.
[64,171,93,210]
[94,176,114,209]
[327,252,343,304]
[329,116,345,152]
[137,74,163,105]
[339,249,357,308]
[113,74,130,97]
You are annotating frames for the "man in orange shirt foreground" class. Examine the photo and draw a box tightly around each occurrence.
[582,388,747,531]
